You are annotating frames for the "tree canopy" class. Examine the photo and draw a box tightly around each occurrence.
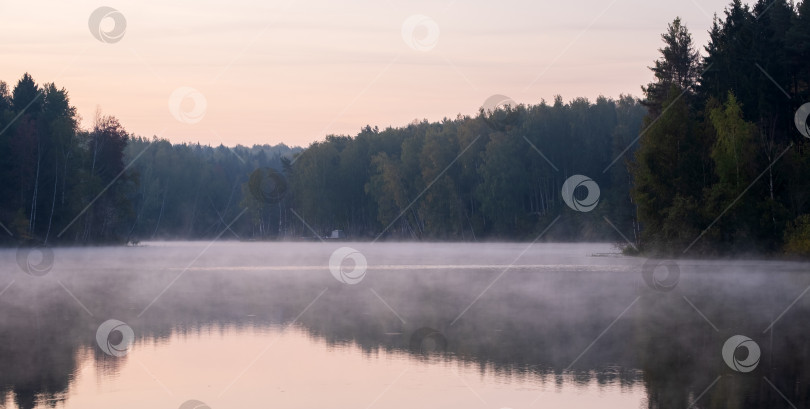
[1,1,809,256]
[631,1,810,255]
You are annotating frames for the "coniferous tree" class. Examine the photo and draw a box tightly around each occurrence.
[642,17,701,116]
[631,19,707,252]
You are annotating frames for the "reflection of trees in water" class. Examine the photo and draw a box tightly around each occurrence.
[634,274,810,409]
[0,279,132,409]
[0,265,808,408]
[635,293,712,408]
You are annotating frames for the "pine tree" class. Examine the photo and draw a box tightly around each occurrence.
[641,17,701,116]
[632,18,708,252]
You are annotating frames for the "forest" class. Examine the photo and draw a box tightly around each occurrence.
[0,0,808,255]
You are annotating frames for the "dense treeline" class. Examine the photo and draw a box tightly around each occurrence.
[124,138,298,240]
[630,0,810,254]
[282,0,810,253]
[2,0,808,254]
[0,73,133,244]
[0,73,299,245]
[285,98,646,241]
[0,70,645,245]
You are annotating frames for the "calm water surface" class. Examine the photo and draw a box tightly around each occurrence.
[0,242,808,409]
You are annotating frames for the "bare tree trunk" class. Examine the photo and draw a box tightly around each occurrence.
[29,143,41,234]
[62,151,71,205]
[153,188,167,238]
[465,211,477,242]
[278,202,283,238]
[45,159,58,243]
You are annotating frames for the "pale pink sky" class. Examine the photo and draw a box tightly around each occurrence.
[0,0,734,147]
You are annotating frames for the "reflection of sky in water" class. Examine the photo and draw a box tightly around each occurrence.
[0,242,808,409]
[14,326,644,409]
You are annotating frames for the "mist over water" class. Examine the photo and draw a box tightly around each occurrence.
[0,242,808,409]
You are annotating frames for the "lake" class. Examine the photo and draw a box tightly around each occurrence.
[0,242,808,409]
